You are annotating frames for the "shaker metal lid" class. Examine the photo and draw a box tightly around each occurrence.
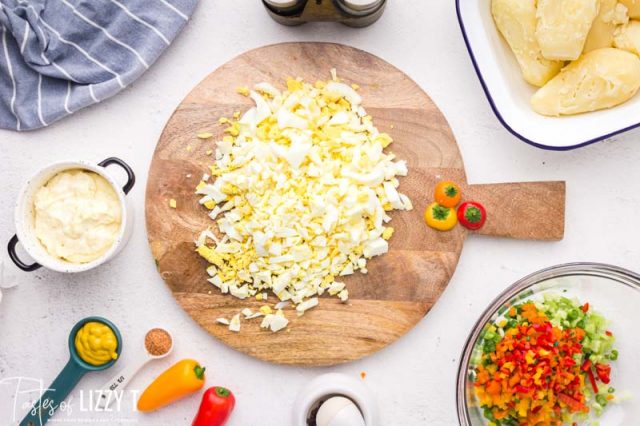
[339,0,384,11]
[263,0,304,8]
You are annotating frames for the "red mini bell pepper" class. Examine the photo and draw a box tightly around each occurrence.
[457,201,487,230]
[192,386,236,426]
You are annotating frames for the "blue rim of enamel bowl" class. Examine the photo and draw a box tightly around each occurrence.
[455,1,640,151]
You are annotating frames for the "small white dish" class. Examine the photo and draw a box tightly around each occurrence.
[8,157,135,273]
[456,1,640,150]
[292,373,378,426]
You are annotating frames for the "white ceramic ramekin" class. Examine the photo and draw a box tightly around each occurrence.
[8,157,135,273]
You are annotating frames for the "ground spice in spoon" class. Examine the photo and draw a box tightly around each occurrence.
[145,328,172,356]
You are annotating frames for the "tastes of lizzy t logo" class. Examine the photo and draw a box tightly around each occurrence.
[0,377,139,424]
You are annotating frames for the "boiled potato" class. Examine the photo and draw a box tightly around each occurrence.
[531,48,640,116]
[536,0,599,60]
[584,0,629,52]
[619,0,640,18]
[491,0,563,86]
[614,20,640,55]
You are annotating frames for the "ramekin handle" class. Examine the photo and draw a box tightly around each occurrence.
[98,157,136,195]
[7,235,41,272]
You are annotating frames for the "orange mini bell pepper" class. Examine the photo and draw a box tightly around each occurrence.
[138,359,206,412]
[434,181,461,208]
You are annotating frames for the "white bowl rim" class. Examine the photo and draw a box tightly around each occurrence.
[455,1,640,151]
[13,159,131,273]
[455,262,640,425]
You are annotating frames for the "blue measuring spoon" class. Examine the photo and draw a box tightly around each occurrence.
[20,316,122,426]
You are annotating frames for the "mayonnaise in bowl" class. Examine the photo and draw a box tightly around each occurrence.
[33,169,122,264]
[9,158,135,273]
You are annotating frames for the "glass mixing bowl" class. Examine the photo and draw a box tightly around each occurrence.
[457,263,640,425]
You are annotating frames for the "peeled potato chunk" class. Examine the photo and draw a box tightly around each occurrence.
[531,48,640,116]
[620,0,640,18]
[614,20,640,55]
[491,0,563,86]
[536,0,599,60]
[584,0,629,53]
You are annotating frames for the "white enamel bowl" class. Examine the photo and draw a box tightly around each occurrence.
[456,1,640,150]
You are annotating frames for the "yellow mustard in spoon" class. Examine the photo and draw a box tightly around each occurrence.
[74,321,119,366]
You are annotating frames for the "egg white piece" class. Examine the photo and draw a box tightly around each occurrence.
[316,396,365,426]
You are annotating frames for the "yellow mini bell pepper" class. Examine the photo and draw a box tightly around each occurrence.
[424,202,457,231]
[137,359,206,412]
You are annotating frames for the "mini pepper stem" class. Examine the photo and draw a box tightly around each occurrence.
[194,365,206,380]
[215,386,230,398]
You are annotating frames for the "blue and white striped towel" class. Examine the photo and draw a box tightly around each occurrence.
[0,0,197,131]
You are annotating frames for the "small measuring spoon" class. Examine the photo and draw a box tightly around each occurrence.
[20,317,122,426]
[96,327,173,409]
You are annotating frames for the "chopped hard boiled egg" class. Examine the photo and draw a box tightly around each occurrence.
[261,310,289,332]
[195,72,412,331]
[229,313,241,332]
[296,297,318,315]
[197,132,213,140]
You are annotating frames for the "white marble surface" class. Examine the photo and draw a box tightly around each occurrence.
[2,1,640,425]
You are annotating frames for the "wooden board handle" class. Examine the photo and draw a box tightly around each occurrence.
[464,181,565,241]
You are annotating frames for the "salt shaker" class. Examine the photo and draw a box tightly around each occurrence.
[262,0,387,27]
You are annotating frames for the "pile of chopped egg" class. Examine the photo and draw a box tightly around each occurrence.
[194,70,412,332]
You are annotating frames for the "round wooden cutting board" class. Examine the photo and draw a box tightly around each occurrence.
[146,43,565,366]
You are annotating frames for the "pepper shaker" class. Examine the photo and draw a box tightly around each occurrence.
[262,0,387,27]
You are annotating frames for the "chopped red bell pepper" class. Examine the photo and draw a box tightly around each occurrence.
[558,393,585,412]
[587,369,599,394]
[595,363,611,384]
